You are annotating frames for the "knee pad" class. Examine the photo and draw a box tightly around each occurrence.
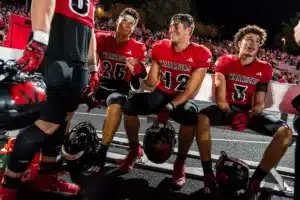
[106,93,127,106]
[171,101,199,126]
[41,121,68,157]
[8,125,45,173]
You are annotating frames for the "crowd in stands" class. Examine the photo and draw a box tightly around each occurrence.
[1,2,300,84]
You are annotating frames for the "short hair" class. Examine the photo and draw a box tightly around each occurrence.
[171,13,195,35]
[234,25,267,48]
[119,8,140,22]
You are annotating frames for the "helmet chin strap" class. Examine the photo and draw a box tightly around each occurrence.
[61,145,85,161]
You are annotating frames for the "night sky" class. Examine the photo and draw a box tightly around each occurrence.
[119,0,300,44]
[194,0,300,43]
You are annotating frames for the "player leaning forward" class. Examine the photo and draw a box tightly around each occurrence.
[80,8,147,175]
[120,13,212,188]
[196,25,293,199]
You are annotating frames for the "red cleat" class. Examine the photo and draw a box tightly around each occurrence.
[119,144,143,173]
[172,159,186,188]
[0,186,17,200]
[30,172,80,196]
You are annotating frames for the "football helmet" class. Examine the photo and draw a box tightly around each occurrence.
[0,59,46,130]
[61,121,100,161]
[143,122,176,164]
[215,151,250,197]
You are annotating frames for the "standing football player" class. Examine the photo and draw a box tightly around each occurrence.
[81,8,147,176]
[0,0,112,199]
[121,13,211,188]
[196,25,293,198]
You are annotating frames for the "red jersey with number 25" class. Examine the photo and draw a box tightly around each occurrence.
[55,0,97,28]
[215,54,273,105]
[151,39,212,95]
[96,31,146,82]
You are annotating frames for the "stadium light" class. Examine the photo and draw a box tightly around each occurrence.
[281,38,286,52]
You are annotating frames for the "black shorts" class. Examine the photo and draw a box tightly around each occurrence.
[39,60,89,124]
[123,89,199,126]
[36,13,91,124]
[199,105,288,137]
[43,13,91,63]
[94,86,128,107]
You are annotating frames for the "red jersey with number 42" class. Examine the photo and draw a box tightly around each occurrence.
[215,54,273,105]
[55,0,97,28]
[96,31,146,82]
[151,39,212,95]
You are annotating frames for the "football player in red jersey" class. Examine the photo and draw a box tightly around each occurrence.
[196,25,293,199]
[121,13,211,188]
[81,8,147,176]
[0,0,112,199]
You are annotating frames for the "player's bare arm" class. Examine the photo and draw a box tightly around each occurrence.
[16,0,55,72]
[31,0,55,35]
[215,72,230,111]
[88,31,98,73]
[172,68,207,106]
[249,90,266,118]
[143,60,160,87]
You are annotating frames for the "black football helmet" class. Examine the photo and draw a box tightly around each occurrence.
[215,151,250,197]
[0,59,46,130]
[143,121,176,164]
[61,121,100,162]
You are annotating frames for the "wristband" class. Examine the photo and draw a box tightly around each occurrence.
[32,30,49,45]
[166,102,176,111]
[89,64,98,73]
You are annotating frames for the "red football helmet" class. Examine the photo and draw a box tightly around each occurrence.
[0,60,46,130]
[143,122,176,164]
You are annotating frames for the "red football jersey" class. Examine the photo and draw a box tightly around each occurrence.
[215,54,273,105]
[96,31,146,82]
[151,39,212,95]
[55,0,97,28]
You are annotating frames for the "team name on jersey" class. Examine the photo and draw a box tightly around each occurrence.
[159,60,191,72]
[103,52,126,62]
[228,73,259,85]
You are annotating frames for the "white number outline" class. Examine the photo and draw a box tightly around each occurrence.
[69,0,90,17]
[161,70,190,92]
[232,83,248,101]
[174,74,190,92]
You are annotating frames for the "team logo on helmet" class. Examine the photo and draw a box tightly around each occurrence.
[0,59,46,130]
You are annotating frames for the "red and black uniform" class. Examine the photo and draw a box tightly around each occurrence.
[44,0,97,63]
[153,39,211,95]
[123,39,212,126]
[94,31,147,106]
[0,1,103,198]
[38,0,98,123]
[199,54,287,136]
